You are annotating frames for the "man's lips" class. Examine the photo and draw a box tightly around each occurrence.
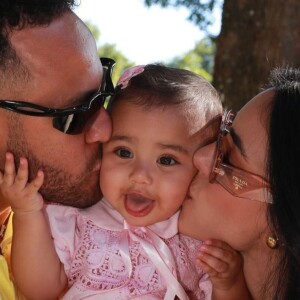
[124,193,154,217]
[92,160,101,172]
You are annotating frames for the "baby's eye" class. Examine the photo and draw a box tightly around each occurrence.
[157,156,178,166]
[114,148,133,159]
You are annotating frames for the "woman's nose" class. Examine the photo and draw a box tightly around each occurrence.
[85,107,112,144]
[193,142,216,178]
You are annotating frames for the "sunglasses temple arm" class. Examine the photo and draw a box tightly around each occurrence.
[100,59,116,94]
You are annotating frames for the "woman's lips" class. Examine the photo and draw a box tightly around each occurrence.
[124,193,154,217]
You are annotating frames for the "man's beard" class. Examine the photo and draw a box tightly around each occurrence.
[7,117,102,208]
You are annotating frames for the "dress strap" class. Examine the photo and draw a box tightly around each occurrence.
[120,221,189,300]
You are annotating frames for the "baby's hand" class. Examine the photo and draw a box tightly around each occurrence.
[196,239,244,291]
[0,152,44,215]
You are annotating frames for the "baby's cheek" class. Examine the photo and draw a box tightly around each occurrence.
[186,163,198,183]
[99,162,112,198]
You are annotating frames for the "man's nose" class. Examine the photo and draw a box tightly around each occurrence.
[85,107,112,143]
[193,143,216,178]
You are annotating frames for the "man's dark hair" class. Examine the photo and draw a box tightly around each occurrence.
[0,0,77,82]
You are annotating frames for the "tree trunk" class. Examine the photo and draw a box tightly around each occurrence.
[213,0,300,111]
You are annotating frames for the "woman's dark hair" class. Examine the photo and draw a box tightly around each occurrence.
[111,64,222,122]
[0,0,77,76]
[266,67,300,299]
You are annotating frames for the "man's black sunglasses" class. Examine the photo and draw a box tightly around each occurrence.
[0,57,116,135]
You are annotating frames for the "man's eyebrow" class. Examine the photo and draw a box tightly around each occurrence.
[158,143,189,155]
[229,127,247,159]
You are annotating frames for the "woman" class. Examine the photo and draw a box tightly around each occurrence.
[179,67,300,299]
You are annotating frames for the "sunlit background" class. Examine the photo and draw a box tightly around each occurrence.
[74,0,221,82]
[74,0,220,64]
[73,0,300,111]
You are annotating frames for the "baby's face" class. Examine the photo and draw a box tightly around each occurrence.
[100,101,206,227]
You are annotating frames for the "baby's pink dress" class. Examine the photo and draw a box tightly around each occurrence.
[46,199,212,300]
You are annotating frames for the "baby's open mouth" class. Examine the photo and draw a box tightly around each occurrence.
[124,193,154,217]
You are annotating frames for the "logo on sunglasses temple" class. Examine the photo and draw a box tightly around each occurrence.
[232,176,248,190]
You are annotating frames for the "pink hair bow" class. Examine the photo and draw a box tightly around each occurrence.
[117,65,145,89]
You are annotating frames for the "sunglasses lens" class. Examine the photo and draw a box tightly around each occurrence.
[51,57,115,135]
[52,95,105,135]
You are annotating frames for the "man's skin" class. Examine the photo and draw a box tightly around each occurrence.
[0,11,112,210]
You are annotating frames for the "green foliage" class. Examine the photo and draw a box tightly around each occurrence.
[84,21,134,85]
[84,19,214,84]
[143,0,220,31]
[167,37,215,81]
[142,0,220,80]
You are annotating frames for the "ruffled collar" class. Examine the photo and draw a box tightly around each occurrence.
[80,198,179,239]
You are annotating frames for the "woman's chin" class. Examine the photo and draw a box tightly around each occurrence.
[179,204,197,238]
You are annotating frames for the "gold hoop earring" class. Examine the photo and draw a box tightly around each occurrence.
[266,234,279,249]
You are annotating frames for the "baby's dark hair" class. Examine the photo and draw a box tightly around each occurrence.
[111,64,222,122]
[0,0,77,82]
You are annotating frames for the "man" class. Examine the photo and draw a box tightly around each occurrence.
[0,1,113,208]
[0,1,114,298]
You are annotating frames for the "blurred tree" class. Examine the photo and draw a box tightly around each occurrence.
[85,21,134,85]
[167,37,215,81]
[143,0,300,111]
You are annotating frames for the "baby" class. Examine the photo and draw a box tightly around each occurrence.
[0,64,250,299]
